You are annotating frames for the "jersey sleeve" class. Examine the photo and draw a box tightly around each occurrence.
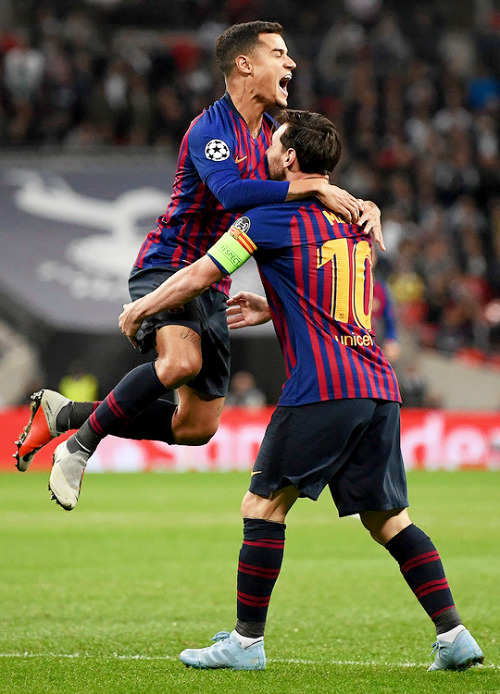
[188,117,289,210]
[188,114,238,182]
[206,206,288,275]
[242,206,289,250]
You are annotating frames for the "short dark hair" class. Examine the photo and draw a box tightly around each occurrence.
[215,21,283,77]
[275,109,342,175]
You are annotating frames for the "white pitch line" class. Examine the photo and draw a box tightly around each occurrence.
[0,653,497,668]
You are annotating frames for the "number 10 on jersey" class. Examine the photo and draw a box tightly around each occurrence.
[317,238,373,331]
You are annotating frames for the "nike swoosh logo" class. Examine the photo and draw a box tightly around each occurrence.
[251,470,262,476]
[235,156,247,164]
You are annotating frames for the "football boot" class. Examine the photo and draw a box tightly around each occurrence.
[48,440,89,511]
[14,390,70,471]
[428,628,484,671]
[180,631,265,670]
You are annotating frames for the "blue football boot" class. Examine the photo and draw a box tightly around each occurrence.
[428,628,484,671]
[179,630,266,670]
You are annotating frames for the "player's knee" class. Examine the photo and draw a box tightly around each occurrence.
[359,508,411,546]
[240,491,280,520]
[359,511,384,544]
[241,492,259,518]
[155,353,201,388]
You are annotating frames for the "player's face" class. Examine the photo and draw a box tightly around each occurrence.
[266,124,289,181]
[250,34,296,108]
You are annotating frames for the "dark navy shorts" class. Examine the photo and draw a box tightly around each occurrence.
[129,267,230,398]
[249,398,408,517]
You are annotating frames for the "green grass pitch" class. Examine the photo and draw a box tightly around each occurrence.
[0,470,498,693]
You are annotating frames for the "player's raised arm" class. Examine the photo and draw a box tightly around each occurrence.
[205,164,363,223]
[191,115,363,223]
[120,220,261,345]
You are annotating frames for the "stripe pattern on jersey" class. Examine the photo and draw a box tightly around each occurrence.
[258,201,400,405]
[135,96,274,295]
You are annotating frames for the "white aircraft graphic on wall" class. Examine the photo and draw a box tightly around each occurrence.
[8,169,169,279]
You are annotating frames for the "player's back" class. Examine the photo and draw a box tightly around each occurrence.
[243,200,401,406]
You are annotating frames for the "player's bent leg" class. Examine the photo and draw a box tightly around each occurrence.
[179,631,265,670]
[172,386,225,445]
[155,325,203,389]
[47,326,203,510]
[14,390,71,471]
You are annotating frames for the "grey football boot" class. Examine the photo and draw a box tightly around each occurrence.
[428,628,484,671]
[49,440,89,511]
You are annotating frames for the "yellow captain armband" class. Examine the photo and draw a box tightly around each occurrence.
[208,220,257,275]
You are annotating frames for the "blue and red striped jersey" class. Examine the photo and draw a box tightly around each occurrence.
[233,200,401,406]
[133,93,288,295]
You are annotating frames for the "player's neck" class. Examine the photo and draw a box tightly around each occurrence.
[227,85,266,139]
[286,172,327,183]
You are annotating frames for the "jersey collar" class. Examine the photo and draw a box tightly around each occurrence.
[222,92,274,136]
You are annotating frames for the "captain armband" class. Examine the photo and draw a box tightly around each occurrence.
[208,228,257,275]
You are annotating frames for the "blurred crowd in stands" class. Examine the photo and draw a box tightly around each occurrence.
[2,0,500,381]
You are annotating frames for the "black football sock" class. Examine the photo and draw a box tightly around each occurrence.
[385,524,462,634]
[56,402,99,432]
[235,518,285,639]
[112,399,176,443]
[58,399,176,444]
[71,362,168,454]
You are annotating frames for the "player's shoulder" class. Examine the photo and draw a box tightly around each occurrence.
[189,96,231,131]
[241,203,298,244]
[187,97,236,154]
[315,204,369,240]
[247,200,296,221]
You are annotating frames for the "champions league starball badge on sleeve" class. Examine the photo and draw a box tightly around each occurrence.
[205,139,231,161]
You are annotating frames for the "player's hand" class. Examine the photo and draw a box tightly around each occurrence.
[226,291,271,329]
[119,301,142,348]
[358,201,386,251]
[317,182,363,223]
